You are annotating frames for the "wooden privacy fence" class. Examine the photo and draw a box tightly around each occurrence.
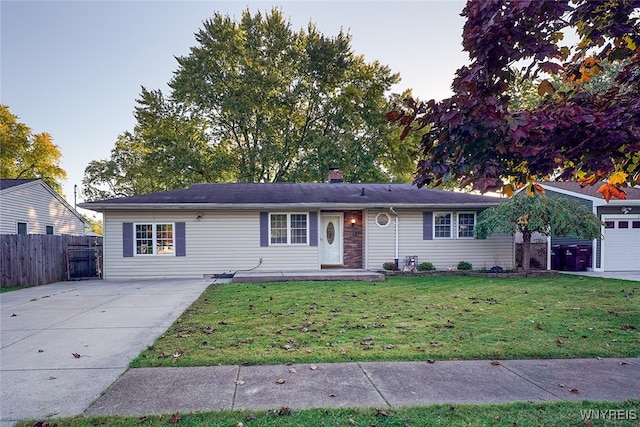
[0,235,103,288]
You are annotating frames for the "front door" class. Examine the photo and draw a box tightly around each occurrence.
[320,214,343,266]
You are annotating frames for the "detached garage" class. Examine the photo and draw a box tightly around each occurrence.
[601,215,640,271]
[540,182,640,272]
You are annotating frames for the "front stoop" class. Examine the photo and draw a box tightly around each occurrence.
[232,269,385,283]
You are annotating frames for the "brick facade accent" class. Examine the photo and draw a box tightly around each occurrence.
[343,210,363,268]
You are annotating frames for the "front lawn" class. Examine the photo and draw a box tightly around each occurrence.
[131,275,639,368]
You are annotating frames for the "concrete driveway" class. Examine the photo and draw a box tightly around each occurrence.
[0,278,212,426]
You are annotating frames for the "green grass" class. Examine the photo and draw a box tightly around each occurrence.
[131,275,639,368]
[16,400,640,427]
[0,285,33,293]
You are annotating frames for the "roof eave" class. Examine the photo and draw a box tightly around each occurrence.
[79,202,501,211]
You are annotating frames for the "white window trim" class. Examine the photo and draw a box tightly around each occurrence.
[457,212,476,239]
[268,212,309,246]
[433,212,453,239]
[375,212,391,227]
[134,222,175,256]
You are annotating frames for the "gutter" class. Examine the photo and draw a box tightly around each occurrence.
[390,207,399,270]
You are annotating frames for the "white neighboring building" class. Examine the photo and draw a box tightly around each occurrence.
[0,179,89,236]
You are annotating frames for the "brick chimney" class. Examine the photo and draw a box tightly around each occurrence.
[328,168,344,183]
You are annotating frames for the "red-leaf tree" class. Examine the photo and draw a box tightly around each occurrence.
[388,0,639,200]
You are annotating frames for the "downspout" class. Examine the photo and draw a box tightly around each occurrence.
[390,207,399,270]
[546,235,551,271]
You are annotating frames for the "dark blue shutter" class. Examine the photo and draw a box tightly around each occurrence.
[260,212,269,247]
[175,222,186,256]
[423,212,433,240]
[123,222,134,257]
[309,212,318,246]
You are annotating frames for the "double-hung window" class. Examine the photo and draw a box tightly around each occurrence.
[269,213,308,245]
[135,223,174,255]
[457,213,476,238]
[434,213,452,238]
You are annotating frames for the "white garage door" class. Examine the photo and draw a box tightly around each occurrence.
[602,216,640,271]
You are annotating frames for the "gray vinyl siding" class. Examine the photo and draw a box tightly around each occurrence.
[365,209,514,271]
[0,181,86,235]
[103,210,320,279]
[545,189,594,211]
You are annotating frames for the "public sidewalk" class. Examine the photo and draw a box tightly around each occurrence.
[85,358,640,416]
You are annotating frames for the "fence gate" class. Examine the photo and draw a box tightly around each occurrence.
[67,247,101,280]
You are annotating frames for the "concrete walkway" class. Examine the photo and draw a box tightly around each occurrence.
[1,278,639,426]
[561,271,640,282]
[233,269,385,283]
[85,358,640,417]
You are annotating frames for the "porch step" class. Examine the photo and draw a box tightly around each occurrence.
[232,269,385,283]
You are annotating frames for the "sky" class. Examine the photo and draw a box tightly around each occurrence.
[1,0,468,214]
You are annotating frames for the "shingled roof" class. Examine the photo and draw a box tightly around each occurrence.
[0,179,38,191]
[80,183,502,211]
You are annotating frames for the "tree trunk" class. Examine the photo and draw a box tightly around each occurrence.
[522,230,532,271]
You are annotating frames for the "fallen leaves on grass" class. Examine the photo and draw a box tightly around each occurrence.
[272,406,291,416]
[169,412,180,423]
[491,360,501,366]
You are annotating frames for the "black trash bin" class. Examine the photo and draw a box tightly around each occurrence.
[576,245,592,271]
[551,245,561,270]
[562,245,579,271]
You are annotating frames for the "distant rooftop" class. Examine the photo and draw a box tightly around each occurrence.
[541,181,640,201]
[0,178,38,191]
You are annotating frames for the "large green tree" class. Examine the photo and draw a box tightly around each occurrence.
[474,191,602,271]
[84,8,416,199]
[0,105,67,194]
[388,1,639,200]
[83,88,234,200]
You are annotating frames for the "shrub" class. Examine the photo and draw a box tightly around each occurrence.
[382,261,397,271]
[489,266,505,273]
[457,261,473,271]
[418,261,436,271]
